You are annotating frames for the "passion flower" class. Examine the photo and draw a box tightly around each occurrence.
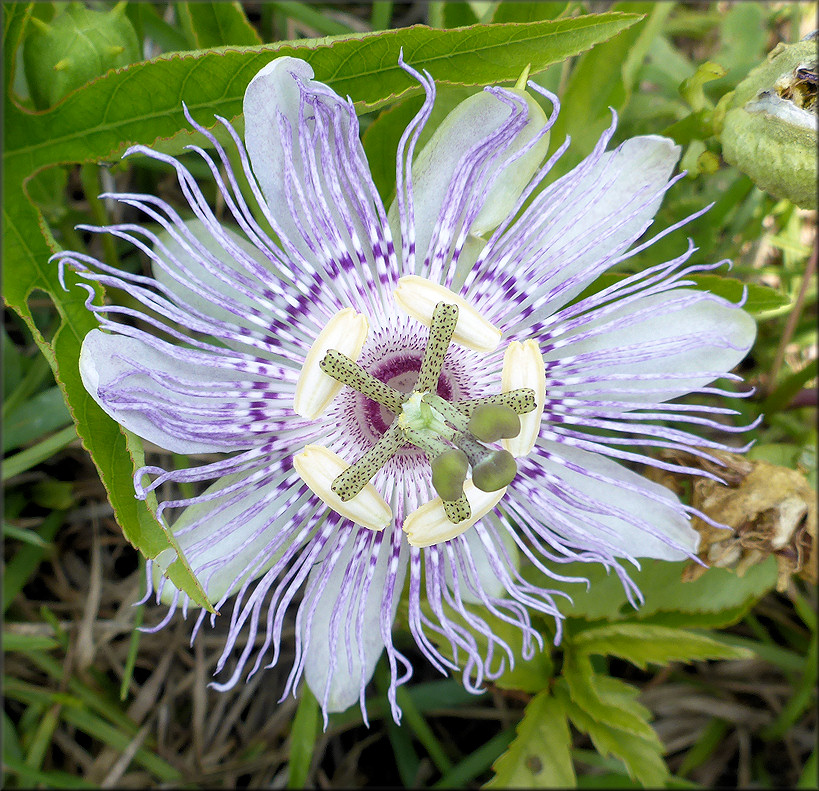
[56,55,756,723]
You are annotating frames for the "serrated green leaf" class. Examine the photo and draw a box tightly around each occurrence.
[24,165,69,224]
[177,2,262,48]
[561,696,669,788]
[592,674,649,714]
[122,430,215,611]
[571,622,753,669]
[5,14,643,176]
[562,649,660,744]
[554,668,669,788]
[631,600,756,630]
[2,177,59,357]
[633,557,778,619]
[0,183,215,610]
[487,690,576,788]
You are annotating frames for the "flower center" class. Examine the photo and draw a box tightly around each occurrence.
[362,350,457,439]
[317,302,537,525]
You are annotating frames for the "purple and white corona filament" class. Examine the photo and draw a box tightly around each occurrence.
[56,56,757,723]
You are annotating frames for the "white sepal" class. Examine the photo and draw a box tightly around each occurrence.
[387,86,550,270]
[293,445,391,532]
[394,275,501,353]
[402,479,506,548]
[501,339,545,457]
[294,309,368,419]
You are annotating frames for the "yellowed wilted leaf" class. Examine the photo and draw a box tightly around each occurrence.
[646,449,815,592]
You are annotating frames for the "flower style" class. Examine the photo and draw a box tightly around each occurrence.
[56,56,757,724]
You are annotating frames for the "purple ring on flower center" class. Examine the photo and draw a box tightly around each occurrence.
[335,326,478,456]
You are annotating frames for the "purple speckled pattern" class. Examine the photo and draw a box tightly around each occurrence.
[54,55,757,724]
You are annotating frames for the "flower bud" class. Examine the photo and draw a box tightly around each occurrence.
[720,34,817,208]
[23,2,139,109]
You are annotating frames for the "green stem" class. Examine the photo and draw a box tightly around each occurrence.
[423,392,470,432]
[402,427,450,457]
[270,1,355,35]
[370,1,392,30]
[79,164,120,268]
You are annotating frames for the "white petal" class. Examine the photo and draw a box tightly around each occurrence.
[403,479,506,548]
[391,87,550,264]
[293,445,391,531]
[502,339,545,456]
[567,135,680,244]
[303,532,408,712]
[544,289,757,403]
[293,309,369,419]
[152,472,289,605]
[394,275,501,352]
[533,440,699,560]
[80,329,248,454]
[521,135,682,313]
[243,57,318,224]
[243,57,365,261]
[151,218,276,331]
